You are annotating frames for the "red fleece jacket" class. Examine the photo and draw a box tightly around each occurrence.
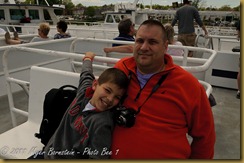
[111,54,215,159]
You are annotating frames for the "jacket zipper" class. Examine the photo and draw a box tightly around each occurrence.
[134,89,142,102]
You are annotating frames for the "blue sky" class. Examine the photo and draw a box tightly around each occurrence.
[72,0,240,8]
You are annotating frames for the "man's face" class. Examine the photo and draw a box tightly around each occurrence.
[133,25,168,73]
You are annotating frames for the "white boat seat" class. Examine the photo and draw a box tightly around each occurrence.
[0,66,79,159]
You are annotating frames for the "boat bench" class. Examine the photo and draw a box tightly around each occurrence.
[0,66,80,159]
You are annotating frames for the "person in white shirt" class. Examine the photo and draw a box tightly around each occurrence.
[5,23,51,45]
[164,23,184,56]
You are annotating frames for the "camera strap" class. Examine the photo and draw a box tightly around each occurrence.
[136,73,168,114]
[118,72,132,107]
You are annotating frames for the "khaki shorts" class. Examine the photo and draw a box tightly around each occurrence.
[178,33,197,46]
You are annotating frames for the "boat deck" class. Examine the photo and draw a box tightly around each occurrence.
[0,86,240,159]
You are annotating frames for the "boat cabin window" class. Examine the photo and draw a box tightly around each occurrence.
[105,14,122,23]
[43,9,51,21]
[28,10,40,20]
[114,15,120,23]
[10,9,25,20]
[0,10,5,20]
[105,15,113,23]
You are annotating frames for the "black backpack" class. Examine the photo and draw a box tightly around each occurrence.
[35,85,77,146]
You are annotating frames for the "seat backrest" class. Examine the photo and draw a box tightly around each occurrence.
[194,34,212,57]
[28,66,80,124]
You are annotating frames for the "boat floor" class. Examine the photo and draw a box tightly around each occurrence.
[0,86,240,159]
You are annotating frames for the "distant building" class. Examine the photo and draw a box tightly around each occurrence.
[72,7,85,20]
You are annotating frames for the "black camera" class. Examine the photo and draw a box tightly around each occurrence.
[114,106,137,128]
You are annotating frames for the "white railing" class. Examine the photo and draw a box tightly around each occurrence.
[207,26,237,36]
[0,36,216,78]
[69,37,134,54]
[0,24,119,39]
[2,46,117,126]
[3,46,215,127]
[209,35,239,51]
[70,37,217,73]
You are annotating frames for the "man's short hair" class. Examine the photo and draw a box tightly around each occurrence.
[139,19,167,42]
[118,18,133,35]
[183,0,191,4]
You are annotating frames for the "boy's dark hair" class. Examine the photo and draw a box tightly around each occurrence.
[57,20,68,32]
[98,68,129,90]
[118,18,133,35]
[139,19,167,42]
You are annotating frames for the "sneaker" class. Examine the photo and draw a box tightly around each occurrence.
[5,32,11,44]
[236,91,240,99]
[13,31,19,40]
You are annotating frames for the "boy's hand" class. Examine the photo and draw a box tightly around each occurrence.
[84,51,95,61]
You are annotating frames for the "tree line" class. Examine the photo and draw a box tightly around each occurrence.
[22,0,240,21]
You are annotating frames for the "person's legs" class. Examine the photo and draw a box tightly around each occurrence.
[178,33,197,57]
[7,39,21,44]
[13,31,19,40]
[5,32,21,45]
[5,32,11,44]
[185,33,196,57]
[236,59,240,99]
[178,34,195,57]
[177,34,186,46]
[236,71,240,99]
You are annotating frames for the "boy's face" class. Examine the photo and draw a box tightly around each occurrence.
[90,81,125,111]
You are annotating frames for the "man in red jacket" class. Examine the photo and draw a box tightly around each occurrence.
[111,19,215,159]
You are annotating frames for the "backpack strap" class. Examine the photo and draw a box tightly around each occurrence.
[59,85,77,90]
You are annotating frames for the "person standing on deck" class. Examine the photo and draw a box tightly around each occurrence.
[171,0,208,57]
